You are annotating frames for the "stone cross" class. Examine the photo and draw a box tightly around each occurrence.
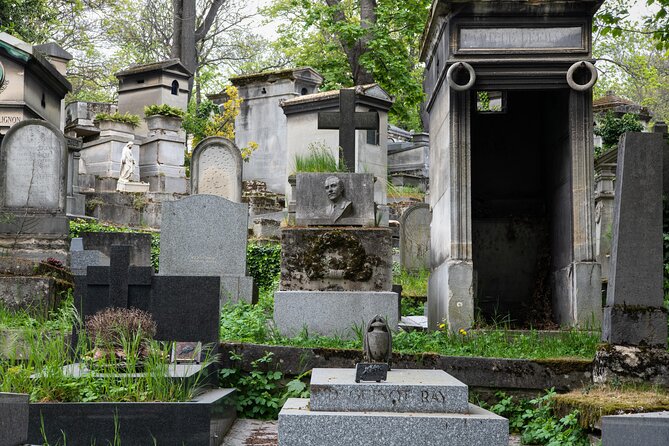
[86,245,152,308]
[317,88,379,171]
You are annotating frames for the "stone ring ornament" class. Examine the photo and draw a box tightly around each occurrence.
[566,61,598,91]
[446,62,476,91]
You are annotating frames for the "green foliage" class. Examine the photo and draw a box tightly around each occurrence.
[182,99,221,145]
[94,111,141,127]
[393,267,429,297]
[0,290,76,332]
[144,104,185,118]
[294,142,347,173]
[219,352,310,419]
[69,219,160,272]
[594,111,644,153]
[247,242,281,290]
[386,183,425,200]
[486,390,590,446]
[263,0,431,130]
[219,295,599,359]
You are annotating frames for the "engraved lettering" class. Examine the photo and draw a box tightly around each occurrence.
[460,27,582,50]
[421,390,429,402]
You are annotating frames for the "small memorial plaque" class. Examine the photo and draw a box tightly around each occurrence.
[355,363,388,383]
[171,341,202,363]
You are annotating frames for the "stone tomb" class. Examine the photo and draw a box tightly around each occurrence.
[296,173,375,226]
[279,368,507,446]
[190,137,243,202]
[159,194,256,304]
[0,120,69,261]
[275,172,398,338]
[399,203,430,272]
[601,411,669,446]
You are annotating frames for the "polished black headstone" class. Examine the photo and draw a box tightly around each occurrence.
[355,362,389,383]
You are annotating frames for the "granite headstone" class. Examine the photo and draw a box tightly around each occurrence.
[399,203,431,272]
[159,194,255,303]
[602,132,667,347]
[295,173,375,226]
[602,411,669,446]
[0,392,29,446]
[191,137,243,202]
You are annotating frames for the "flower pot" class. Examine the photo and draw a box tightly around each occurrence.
[95,119,136,137]
[145,114,183,136]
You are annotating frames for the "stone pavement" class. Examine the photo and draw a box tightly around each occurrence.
[221,419,522,445]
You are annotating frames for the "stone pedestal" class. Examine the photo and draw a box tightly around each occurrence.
[79,138,140,192]
[278,368,508,446]
[140,135,188,194]
[116,179,150,193]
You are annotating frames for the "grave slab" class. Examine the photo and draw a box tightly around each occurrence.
[0,392,29,446]
[309,368,468,413]
[601,411,669,446]
[274,291,398,339]
[279,399,508,446]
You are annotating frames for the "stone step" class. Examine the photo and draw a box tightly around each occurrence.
[309,368,469,413]
[279,398,508,446]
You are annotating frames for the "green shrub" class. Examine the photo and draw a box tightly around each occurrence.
[594,111,644,154]
[247,242,281,290]
[144,104,185,118]
[94,112,141,127]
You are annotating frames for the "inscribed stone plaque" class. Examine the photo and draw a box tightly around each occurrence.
[191,137,242,202]
[159,194,248,277]
[295,173,375,226]
[459,26,583,50]
[0,120,67,210]
[400,204,431,272]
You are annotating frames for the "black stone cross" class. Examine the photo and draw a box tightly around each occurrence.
[86,245,153,309]
[318,88,379,171]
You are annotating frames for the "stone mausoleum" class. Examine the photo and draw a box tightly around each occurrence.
[422,0,603,330]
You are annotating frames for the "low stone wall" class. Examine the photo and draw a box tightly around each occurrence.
[219,342,593,393]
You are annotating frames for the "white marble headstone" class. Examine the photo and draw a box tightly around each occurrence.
[0,120,67,211]
[190,137,243,202]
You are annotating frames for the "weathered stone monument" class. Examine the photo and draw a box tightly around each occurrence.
[159,194,256,304]
[421,0,602,330]
[274,172,398,338]
[594,132,669,386]
[400,203,431,272]
[0,120,69,261]
[191,137,243,202]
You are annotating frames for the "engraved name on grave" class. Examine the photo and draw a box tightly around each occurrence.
[460,26,582,50]
[2,121,65,209]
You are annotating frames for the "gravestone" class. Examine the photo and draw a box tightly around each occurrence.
[70,237,109,276]
[279,368,507,445]
[601,412,669,446]
[82,232,153,267]
[0,392,29,446]
[191,137,243,202]
[159,195,255,304]
[399,204,431,272]
[602,132,666,347]
[0,120,69,261]
[295,173,375,226]
[275,172,398,338]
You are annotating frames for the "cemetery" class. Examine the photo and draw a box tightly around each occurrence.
[1,0,669,445]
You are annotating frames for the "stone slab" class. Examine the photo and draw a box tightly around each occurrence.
[116,180,150,192]
[0,392,29,446]
[278,399,508,446]
[82,232,152,267]
[296,173,375,226]
[280,228,392,292]
[310,368,469,413]
[220,275,257,305]
[602,305,668,348]
[601,411,669,446]
[0,276,60,317]
[593,345,669,387]
[399,203,430,272]
[273,291,398,339]
[191,137,243,202]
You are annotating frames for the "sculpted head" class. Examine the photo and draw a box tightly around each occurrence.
[325,176,344,202]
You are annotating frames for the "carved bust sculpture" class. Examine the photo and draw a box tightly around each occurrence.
[324,176,353,223]
[118,141,135,182]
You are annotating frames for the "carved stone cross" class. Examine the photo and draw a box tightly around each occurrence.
[318,88,379,172]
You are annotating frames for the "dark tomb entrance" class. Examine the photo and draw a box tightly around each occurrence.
[471,90,570,326]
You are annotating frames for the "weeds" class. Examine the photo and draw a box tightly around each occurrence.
[294,142,347,173]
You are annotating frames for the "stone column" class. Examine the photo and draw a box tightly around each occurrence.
[594,158,616,284]
[427,87,474,332]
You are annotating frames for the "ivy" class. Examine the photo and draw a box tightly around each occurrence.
[247,242,281,290]
[594,111,644,154]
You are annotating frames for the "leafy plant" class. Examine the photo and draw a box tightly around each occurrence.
[85,307,157,351]
[594,111,644,153]
[94,112,141,127]
[144,104,185,118]
[294,142,347,173]
[247,242,281,290]
[394,267,429,297]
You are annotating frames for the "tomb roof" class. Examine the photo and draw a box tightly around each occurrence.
[230,67,323,87]
[280,84,394,109]
[115,59,192,77]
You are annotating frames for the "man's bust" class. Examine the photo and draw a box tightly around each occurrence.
[324,176,353,223]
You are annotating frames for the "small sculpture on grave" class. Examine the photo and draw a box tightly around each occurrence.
[118,141,136,183]
[356,315,392,383]
[324,176,353,223]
